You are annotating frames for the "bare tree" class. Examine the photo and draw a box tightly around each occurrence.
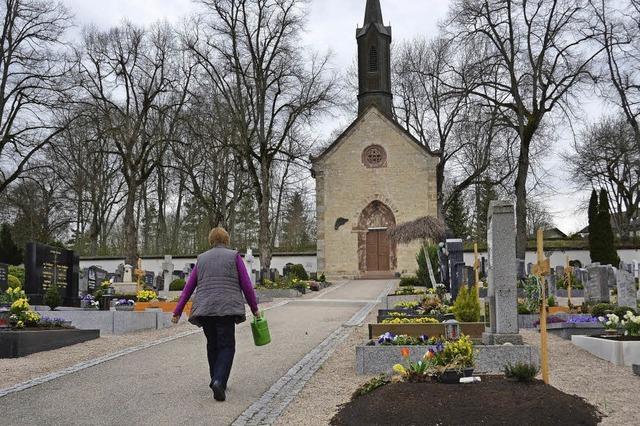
[568,116,640,240]
[0,0,72,195]
[75,22,189,264]
[183,0,338,270]
[448,0,604,258]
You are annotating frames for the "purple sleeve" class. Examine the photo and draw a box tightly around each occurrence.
[237,254,259,313]
[173,265,198,317]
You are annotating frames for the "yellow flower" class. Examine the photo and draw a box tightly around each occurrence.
[392,364,406,375]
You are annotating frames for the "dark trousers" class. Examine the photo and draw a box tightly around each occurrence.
[201,316,236,389]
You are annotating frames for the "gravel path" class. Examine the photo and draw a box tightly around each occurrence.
[0,321,200,389]
[521,329,640,426]
[277,324,640,425]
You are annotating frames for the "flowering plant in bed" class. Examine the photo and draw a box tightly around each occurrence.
[115,299,135,306]
[81,294,100,309]
[137,290,158,302]
[598,313,621,331]
[392,286,425,296]
[566,316,599,324]
[381,317,440,325]
[374,332,443,346]
[394,301,420,310]
[622,311,640,336]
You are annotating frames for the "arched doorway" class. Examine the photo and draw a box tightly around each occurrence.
[358,201,397,273]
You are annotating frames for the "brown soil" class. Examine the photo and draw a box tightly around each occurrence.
[331,376,603,426]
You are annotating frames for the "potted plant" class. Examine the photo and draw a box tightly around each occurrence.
[429,335,475,383]
[101,280,114,295]
[114,299,135,311]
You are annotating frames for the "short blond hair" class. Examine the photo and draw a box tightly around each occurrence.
[209,227,230,246]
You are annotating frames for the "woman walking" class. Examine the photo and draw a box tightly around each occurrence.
[172,227,260,402]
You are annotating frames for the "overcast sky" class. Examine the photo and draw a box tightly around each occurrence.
[61,0,598,234]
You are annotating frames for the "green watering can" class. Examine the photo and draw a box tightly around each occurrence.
[251,313,271,346]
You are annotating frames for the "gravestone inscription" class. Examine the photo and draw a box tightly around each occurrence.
[0,263,8,291]
[24,242,80,306]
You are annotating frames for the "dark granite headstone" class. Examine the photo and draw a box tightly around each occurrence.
[24,242,80,306]
[516,259,526,279]
[446,239,464,296]
[87,266,108,293]
[144,271,155,289]
[0,263,8,291]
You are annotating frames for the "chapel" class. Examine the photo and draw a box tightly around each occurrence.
[311,0,438,279]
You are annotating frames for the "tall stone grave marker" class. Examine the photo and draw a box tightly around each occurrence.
[483,201,522,345]
[24,242,80,306]
[0,262,8,291]
[162,255,174,292]
[547,274,557,298]
[585,265,610,303]
[616,264,637,308]
[516,259,526,280]
[446,239,464,299]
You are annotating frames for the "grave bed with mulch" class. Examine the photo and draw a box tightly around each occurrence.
[330,376,602,426]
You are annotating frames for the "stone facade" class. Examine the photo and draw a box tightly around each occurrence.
[311,108,438,279]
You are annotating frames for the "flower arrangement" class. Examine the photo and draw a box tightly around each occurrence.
[394,301,420,309]
[137,290,158,302]
[81,294,100,309]
[391,335,475,382]
[39,317,72,328]
[434,283,447,300]
[101,280,112,289]
[622,311,640,336]
[10,297,30,315]
[393,286,425,296]
[598,313,620,331]
[115,299,135,306]
[381,317,440,324]
[376,332,441,346]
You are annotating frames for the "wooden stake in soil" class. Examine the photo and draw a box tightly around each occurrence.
[532,229,550,384]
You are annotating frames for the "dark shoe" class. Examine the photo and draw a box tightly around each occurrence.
[211,381,226,402]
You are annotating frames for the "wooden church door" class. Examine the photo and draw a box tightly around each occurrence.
[366,229,390,271]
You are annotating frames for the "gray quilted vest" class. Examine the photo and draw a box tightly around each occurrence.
[189,246,246,326]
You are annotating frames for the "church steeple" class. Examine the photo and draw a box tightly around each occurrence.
[357,0,392,117]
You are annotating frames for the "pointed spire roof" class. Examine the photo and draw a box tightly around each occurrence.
[357,0,391,38]
[364,0,383,25]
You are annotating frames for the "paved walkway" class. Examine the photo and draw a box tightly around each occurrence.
[0,280,394,426]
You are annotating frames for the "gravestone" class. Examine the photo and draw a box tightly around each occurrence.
[482,201,522,345]
[162,255,174,292]
[607,266,617,288]
[79,268,89,294]
[115,264,125,282]
[144,271,155,289]
[547,274,557,298]
[465,266,475,288]
[555,266,565,280]
[633,260,639,280]
[527,263,533,276]
[585,265,610,303]
[516,259,526,280]
[616,265,637,308]
[437,243,450,286]
[0,263,8,291]
[87,266,107,293]
[451,262,465,300]
[481,257,487,278]
[446,239,464,297]
[123,265,133,282]
[24,242,80,306]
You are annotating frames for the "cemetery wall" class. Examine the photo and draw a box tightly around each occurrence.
[80,253,317,277]
[462,248,640,268]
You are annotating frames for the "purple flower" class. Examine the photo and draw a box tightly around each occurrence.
[566,316,599,324]
[377,332,396,344]
[435,341,444,353]
[419,334,429,342]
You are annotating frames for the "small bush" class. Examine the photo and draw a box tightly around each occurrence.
[504,362,539,382]
[518,302,532,314]
[591,303,615,317]
[547,295,556,307]
[8,266,24,286]
[288,264,308,281]
[452,286,481,322]
[170,278,186,291]
[44,283,62,311]
[7,275,21,289]
[399,276,421,287]
[416,245,439,288]
[319,273,326,283]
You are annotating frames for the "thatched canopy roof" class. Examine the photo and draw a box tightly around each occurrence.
[388,216,446,245]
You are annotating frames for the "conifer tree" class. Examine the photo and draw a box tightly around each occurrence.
[587,189,599,263]
[445,189,469,238]
[0,224,22,265]
[598,189,620,266]
[280,191,311,251]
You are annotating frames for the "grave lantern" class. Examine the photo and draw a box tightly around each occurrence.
[444,319,460,340]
